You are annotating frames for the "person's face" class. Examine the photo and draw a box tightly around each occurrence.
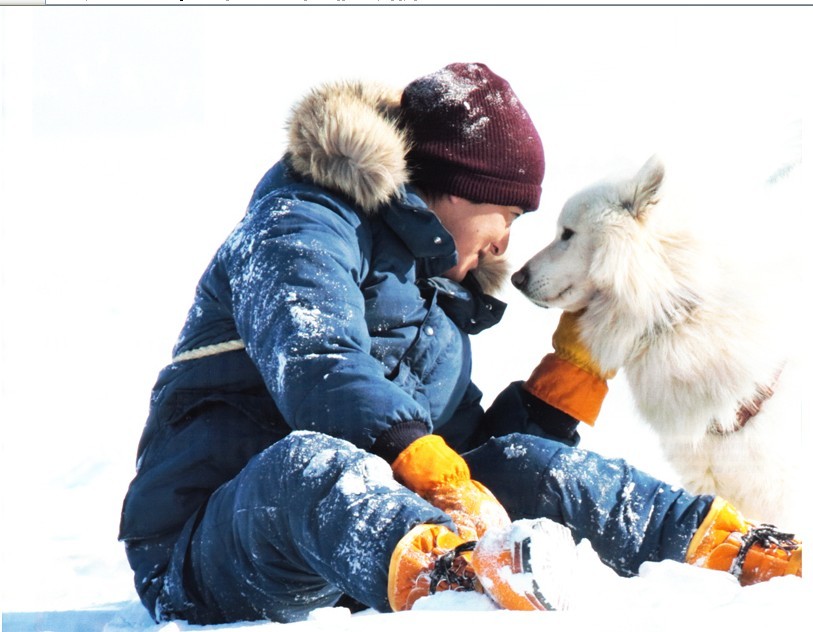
[430,195,523,283]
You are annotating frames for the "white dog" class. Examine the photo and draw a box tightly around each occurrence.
[511,156,802,527]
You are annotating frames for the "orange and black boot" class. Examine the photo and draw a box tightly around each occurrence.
[471,517,577,611]
[686,498,802,585]
[387,524,480,611]
[388,518,578,612]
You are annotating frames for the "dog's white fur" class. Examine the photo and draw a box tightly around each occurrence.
[514,156,802,527]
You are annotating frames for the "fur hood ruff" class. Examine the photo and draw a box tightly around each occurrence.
[286,80,408,214]
[285,80,508,293]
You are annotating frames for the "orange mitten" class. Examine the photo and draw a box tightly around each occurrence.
[392,435,510,541]
[523,310,616,425]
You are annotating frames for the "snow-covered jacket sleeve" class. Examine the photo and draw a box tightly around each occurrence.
[222,194,431,450]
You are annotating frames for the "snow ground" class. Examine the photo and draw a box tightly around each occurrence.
[1,5,810,632]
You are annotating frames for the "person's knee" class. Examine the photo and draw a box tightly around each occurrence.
[262,431,385,480]
[266,430,350,459]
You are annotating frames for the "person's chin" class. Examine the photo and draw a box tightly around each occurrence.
[442,266,468,283]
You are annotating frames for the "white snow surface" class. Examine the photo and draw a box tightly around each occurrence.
[1,6,810,632]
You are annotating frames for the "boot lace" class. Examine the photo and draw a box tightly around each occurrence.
[730,524,799,578]
[429,541,478,594]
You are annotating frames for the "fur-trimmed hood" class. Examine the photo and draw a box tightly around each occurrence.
[285,79,509,294]
[286,80,408,214]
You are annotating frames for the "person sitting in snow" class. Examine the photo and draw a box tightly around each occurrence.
[118,62,802,625]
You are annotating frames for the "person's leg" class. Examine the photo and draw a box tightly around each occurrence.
[464,433,714,577]
[156,431,450,624]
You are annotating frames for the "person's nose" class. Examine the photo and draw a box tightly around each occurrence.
[492,231,510,256]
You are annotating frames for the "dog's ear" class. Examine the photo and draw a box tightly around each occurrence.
[622,155,665,222]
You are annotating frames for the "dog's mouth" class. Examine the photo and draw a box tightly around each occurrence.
[531,284,572,308]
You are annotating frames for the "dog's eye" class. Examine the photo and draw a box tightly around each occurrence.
[561,228,574,241]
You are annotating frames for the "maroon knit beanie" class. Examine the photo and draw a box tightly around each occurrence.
[400,62,545,211]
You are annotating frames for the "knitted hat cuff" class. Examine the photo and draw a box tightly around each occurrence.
[412,158,542,211]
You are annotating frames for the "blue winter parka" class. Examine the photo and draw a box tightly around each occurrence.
[176,156,505,450]
[118,82,575,576]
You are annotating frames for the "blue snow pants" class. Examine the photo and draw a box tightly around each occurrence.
[146,430,713,624]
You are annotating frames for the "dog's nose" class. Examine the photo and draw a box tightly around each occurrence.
[511,267,528,291]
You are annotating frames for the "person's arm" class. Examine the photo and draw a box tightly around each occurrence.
[224,196,431,450]
[523,310,617,425]
[478,311,618,447]
[478,381,583,447]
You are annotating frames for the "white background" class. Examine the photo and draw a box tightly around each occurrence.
[1,4,810,626]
